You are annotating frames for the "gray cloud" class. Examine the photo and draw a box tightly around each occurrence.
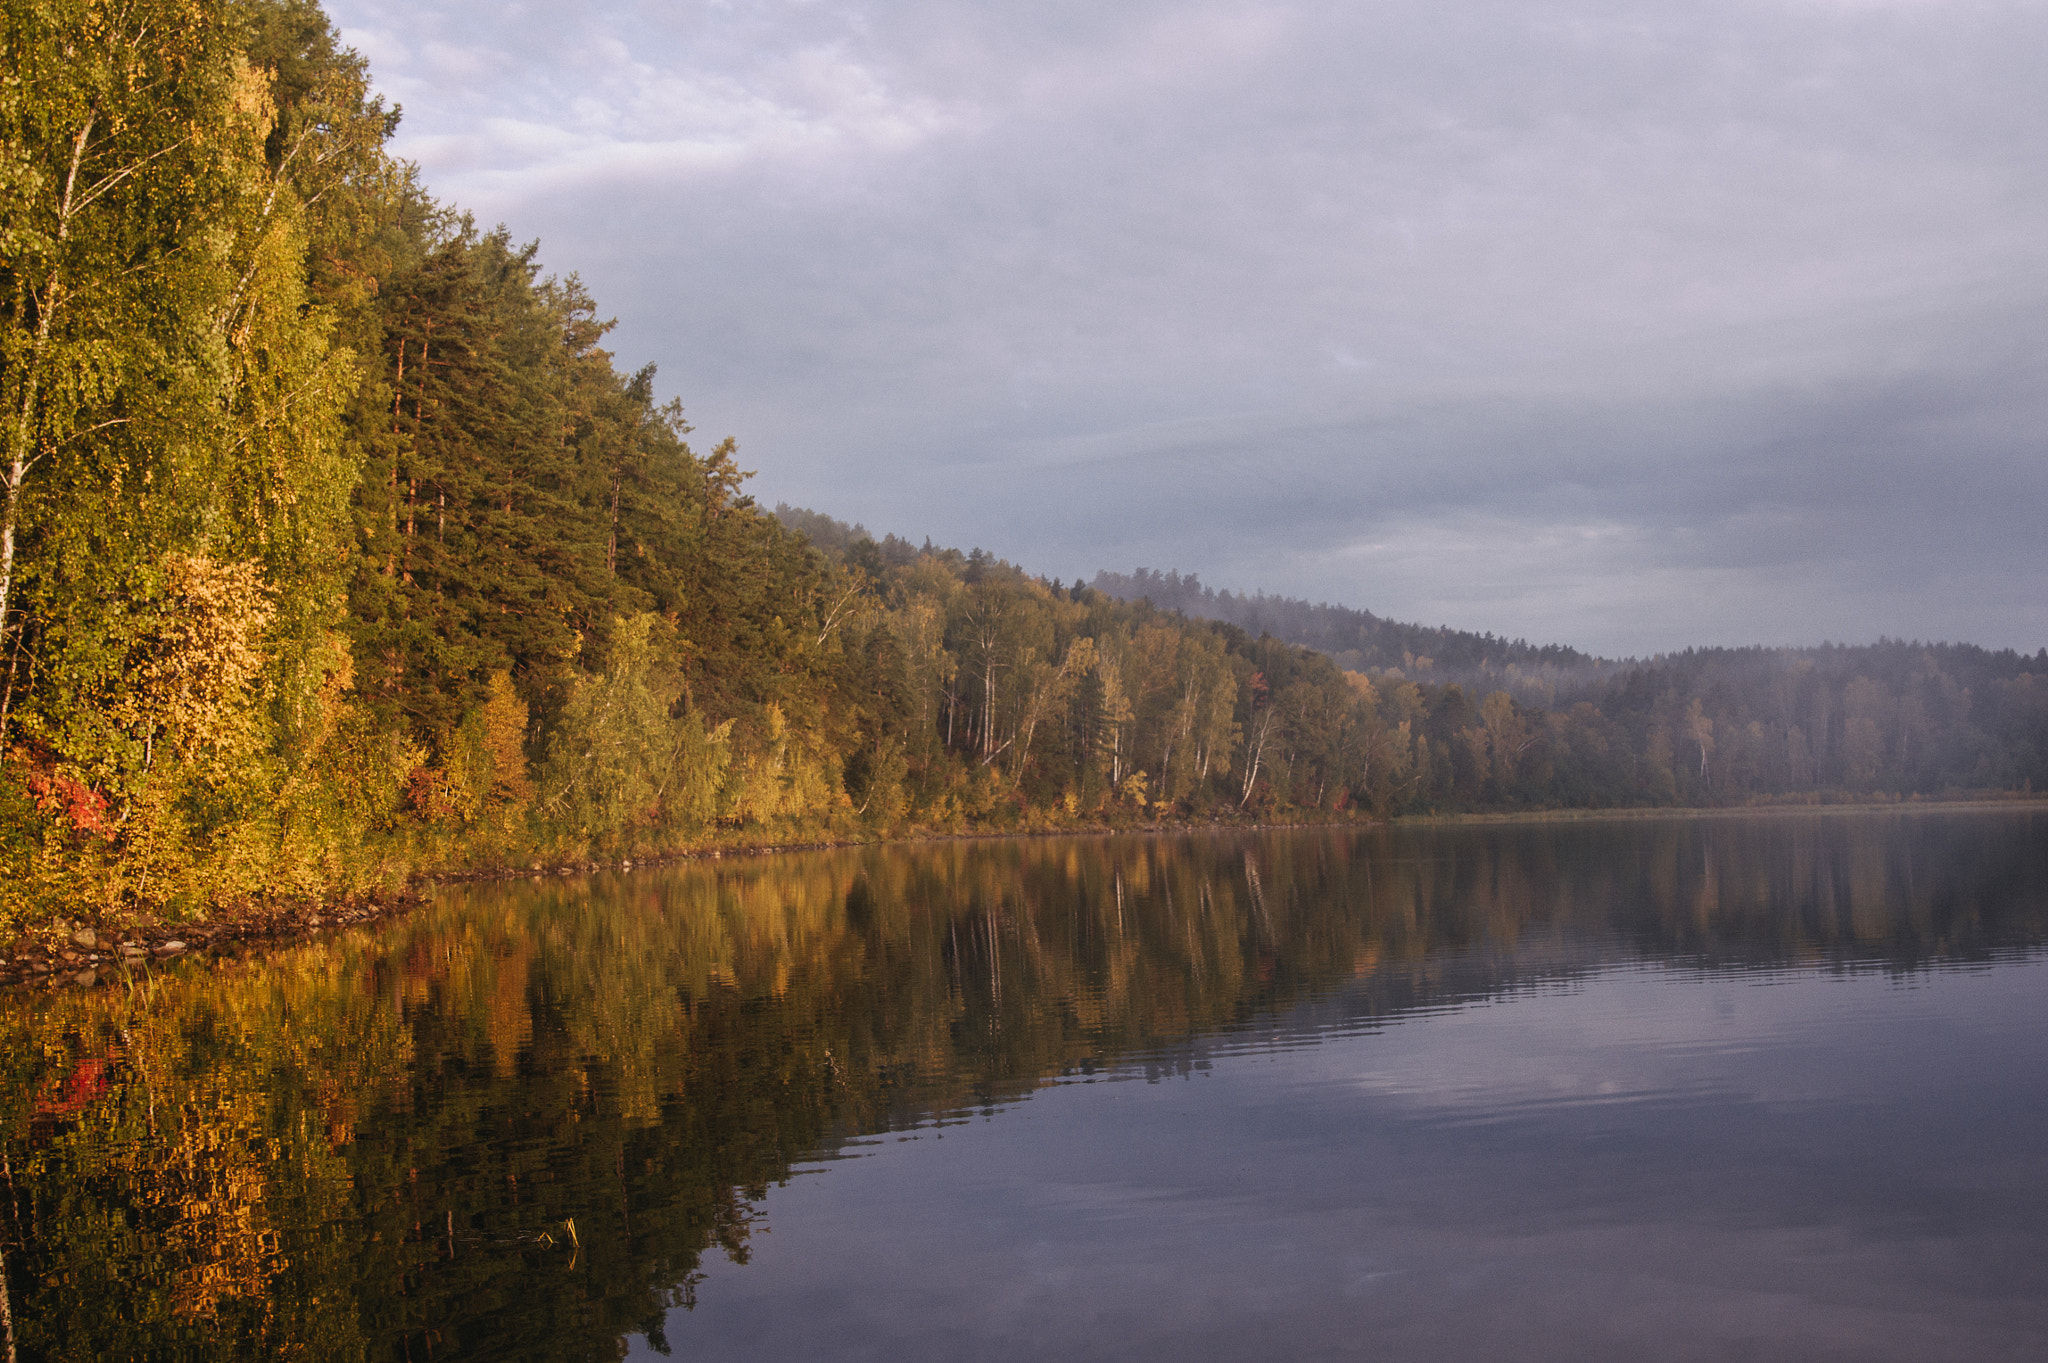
[328,0,2048,656]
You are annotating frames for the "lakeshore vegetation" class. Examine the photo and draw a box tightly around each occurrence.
[2,0,2044,934]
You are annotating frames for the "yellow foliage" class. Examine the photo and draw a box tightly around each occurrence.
[113,553,275,769]
[478,670,535,805]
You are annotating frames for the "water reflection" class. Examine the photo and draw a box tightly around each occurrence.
[2,808,2044,1361]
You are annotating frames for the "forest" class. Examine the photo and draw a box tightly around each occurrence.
[1089,566,2048,805]
[2,0,2045,934]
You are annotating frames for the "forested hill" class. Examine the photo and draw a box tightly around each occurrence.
[1091,567,1605,685]
[1089,571,2048,745]
[2,2,2045,935]
[1090,568,2048,777]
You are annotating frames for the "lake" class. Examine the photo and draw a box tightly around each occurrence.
[4,807,2046,1361]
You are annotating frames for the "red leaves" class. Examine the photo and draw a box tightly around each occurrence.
[36,1056,120,1122]
[405,766,459,822]
[20,761,113,836]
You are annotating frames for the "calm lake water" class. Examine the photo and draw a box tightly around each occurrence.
[4,808,2047,1361]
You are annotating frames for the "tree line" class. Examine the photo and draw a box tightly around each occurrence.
[1,0,2043,932]
[1092,566,2048,807]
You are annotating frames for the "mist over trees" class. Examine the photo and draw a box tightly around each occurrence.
[0,1,2042,934]
[1090,566,2048,804]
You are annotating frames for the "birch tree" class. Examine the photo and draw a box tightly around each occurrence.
[0,0,235,734]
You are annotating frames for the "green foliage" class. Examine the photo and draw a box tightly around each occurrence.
[0,0,400,921]
[538,613,732,848]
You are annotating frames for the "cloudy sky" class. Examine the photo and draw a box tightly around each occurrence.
[326,0,2048,657]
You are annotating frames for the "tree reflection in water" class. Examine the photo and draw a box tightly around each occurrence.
[1,809,2042,1361]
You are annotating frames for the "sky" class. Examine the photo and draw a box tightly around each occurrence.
[324,0,2048,659]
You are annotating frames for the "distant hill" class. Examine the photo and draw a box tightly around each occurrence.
[1089,567,1600,670]
[1089,567,1607,693]
[1090,573,2047,757]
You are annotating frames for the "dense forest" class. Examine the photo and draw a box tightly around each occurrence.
[1,0,2044,934]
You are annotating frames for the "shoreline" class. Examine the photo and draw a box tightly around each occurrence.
[0,811,1348,992]
[1388,794,2048,828]
[8,794,2040,995]
[0,889,424,994]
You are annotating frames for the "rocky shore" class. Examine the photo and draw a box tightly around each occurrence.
[0,891,423,992]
